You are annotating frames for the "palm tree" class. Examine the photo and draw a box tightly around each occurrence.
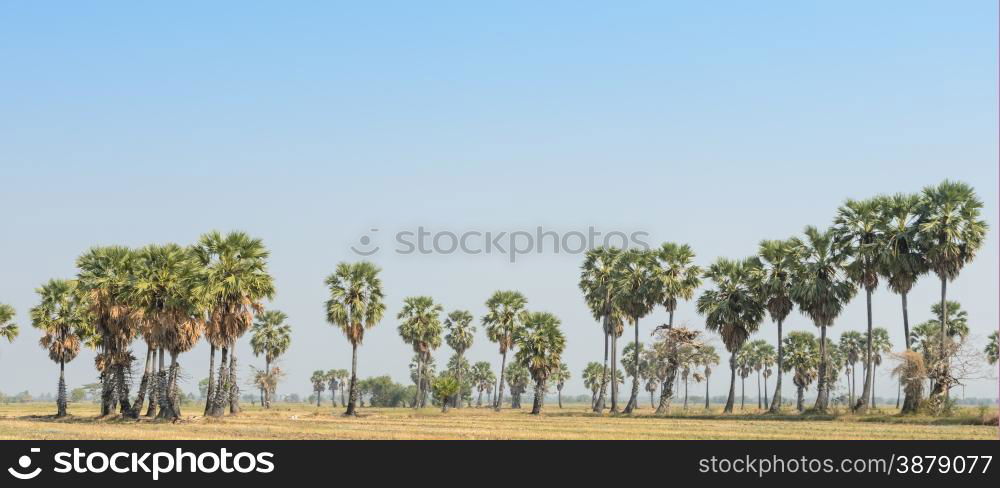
[579,247,626,413]
[250,310,292,409]
[514,311,566,414]
[878,193,928,412]
[504,362,531,408]
[789,226,857,413]
[551,362,571,408]
[615,249,658,413]
[985,332,998,365]
[324,261,386,416]
[697,257,766,413]
[482,290,527,412]
[310,370,327,407]
[398,296,443,409]
[696,345,719,410]
[748,340,774,409]
[325,370,339,406]
[194,231,275,417]
[757,239,800,413]
[782,331,819,412]
[735,344,754,410]
[76,246,140,417]
[470,361,493,407]
[432,375,460,413]
[917,180,987,401]
[833,198,886,412]
[621,340,646,408]
[865,327,891,406]
[31,279,90,417]
[444,310,475,408]
[335,369,349,405]
[0,304,18,353]
[838,331,864,405]
[445,353,471,407]
[409,353,437,406]
[582,361,603,408]
[652,243,702,413]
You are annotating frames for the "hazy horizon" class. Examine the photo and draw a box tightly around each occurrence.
[1,2,997,403]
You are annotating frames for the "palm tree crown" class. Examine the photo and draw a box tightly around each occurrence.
[0,303,18,344]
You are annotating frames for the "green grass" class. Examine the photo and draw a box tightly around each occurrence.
[1,401,995,440]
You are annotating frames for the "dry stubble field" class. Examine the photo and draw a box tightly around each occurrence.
[0,402,996,440]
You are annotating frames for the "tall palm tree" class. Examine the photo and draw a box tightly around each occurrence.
[621,341,645,409]
[334,369,349,405]
[482,290,527,412]
[409,353,437,406]
[652,243,702,413]
[250,310,292,409]
[128,244,207,419]
[697,345,719,410]
[697,257,766,413]
[325,261,385,416]
[0,304,18,353]
[310,370,327,407]
[865,327,891,406]
[917,180,987,400]
[782,331,819,412]
[757,239,800,413]
[789,226,856,413]
[444,309,475,408]
[504,361,530,408]
[833,198,886,412]
[985,332,998,366]
[552,362,571,408]
[838,331,864,405]
[398,296,443,409]
[31,279,91,417]
[471,361,494,407]
[194,231,275,417]
[76,246,140,417]
[325,370,339,406]
[514,311,566,414]
[579,247,622,413]
[616,249,658,413]
[749,340,774,409]
[878,193,928,412]
[735,345,753,410]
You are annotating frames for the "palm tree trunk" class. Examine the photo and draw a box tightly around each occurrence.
[57,359,67,417]
[130,344,154,418]
[610,332,619,413]
[531,379,545,414]
[455,352,464,409]
[345,343,359,416]
[724,351,736,413]
[814,325,829,412]
[595,322,610,412]
[477,389,483,407]
[494,351,507,412]
[264,358,271,409]
[796,384,804,412]
[228,349,240,414]
[147,349,159,417]
[414,355,423,409]
[100,370,114,417]
[624,318,640,413]
[931,277,949,400]
[856,287,874,412]
[156,348,170,418]
[740,375,745,410]
[650,389,655,408]
[204,345,215,416]
[769,318,784,413]
[704,374,710,410]
[209,347,228,417]
[756,370,762,409]
[683,376,688,410]
[558,387,563,408]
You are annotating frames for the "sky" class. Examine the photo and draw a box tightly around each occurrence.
[1,1,997,403]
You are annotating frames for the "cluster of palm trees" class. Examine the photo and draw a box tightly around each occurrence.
[2,231,286,420]
[577,180,987,415]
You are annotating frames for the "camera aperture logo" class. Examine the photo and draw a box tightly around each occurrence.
[7,448,274,480]
[350,226,649,262]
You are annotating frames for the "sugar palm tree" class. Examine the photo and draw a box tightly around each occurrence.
[789,226,856,413]
[917,180,987,400]
[621,341,645,408]
[552,362,571,408]
[31,279,91,417]
[579,247,625,413]
[652,243,702,413]
[482,290,527,412]
[432,375,460,413]
[194,231,275,417]
[504,361,530,408]
[865,327,891,406]
[409,353,437,406]
[833,198,886,412]
[250,310,292,409]
[514,311,566,414]
[697,257,766,413]
[76,246,140,417]
[878,193,928,412]
[985,332,998,365]
[615,249,658,413]
[838,331,864,405]
[749,340,774,409]
[470,361,493,407]
[398,296,443,409]
[310,370,327,407]
[782,331,819,412]
[325,370,339,406]
[444,309,475,408]
[0,303,18,353]
[324,261,386,416]
[696,345,719,410]
[582,361,603,408]
[757,239,800,413]
[445,353,471,406]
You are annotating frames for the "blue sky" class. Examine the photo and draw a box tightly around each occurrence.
[1,1,997,401]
